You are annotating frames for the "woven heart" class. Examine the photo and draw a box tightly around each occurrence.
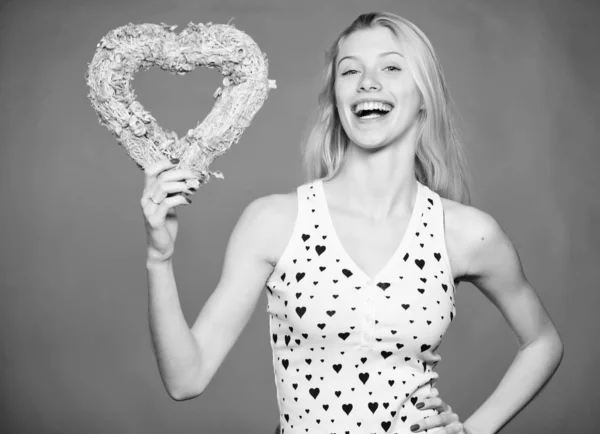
[86,22,276,186]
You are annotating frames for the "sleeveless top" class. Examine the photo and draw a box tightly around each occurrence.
[265,179,457,434]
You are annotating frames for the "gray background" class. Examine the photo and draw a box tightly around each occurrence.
[1,0,598,432]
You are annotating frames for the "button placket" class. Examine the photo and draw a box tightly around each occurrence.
[361,279,377,346]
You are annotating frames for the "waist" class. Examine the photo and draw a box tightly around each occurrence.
[273,369,438,433]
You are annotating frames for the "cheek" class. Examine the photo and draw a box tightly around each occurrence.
[390,90,422,118]
[334,92,352,121]
[395,83,418,100]
[333,85,348,107]
[403,84,422,106]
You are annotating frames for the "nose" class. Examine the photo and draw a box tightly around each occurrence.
[358,70,381,92]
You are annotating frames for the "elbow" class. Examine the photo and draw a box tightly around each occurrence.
[168,389,188,401]
[167,377,207,402]
[168,386,205,402]
[167,364,209,401]
[552,340,565,373]
[556,338,565,364]
[524,329,564,365]
[548,328,565,363]
[166,361,211,401]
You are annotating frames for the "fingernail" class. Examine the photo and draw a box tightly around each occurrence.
[186,198,192,204]
[170,158,180,164]
[416,402,424,409]
[410,425,419,432]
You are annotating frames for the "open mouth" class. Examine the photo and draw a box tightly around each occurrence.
[352,101,394,120]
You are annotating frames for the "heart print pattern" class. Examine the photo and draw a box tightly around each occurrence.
[265,179,457,433]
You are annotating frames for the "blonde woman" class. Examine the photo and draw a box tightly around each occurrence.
[141,12,564,434]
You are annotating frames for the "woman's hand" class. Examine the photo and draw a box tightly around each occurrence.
[411,387,468,433]
[141,158,199,263]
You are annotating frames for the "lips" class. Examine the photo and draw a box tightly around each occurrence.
[350,98,394,110]
[350,100,394,122]
[352,107,393,122]
[351,99,394,113]
[353,111,390,122]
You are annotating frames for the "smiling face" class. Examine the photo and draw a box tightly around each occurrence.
[334,26,423,150]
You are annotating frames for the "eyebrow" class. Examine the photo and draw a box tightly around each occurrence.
[337,51,404,67]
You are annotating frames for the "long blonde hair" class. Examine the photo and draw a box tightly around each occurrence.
[301,12,472,204]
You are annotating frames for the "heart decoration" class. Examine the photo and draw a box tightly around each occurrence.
[85,22,276,187]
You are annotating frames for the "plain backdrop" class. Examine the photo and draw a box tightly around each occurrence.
[1,0,599,433]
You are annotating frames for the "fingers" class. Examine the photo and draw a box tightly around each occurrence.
[143,194,191,228]
[141,159,199,208]
[144,159,178,184]
[147,169,199,199]
[412,390,463,433]
[420,388,450,413]
[145,181,196,204]
[143,158,199,188]
[411,412,462,433]
[418,397,449,413]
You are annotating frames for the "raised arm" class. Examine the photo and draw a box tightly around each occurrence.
[148,193,287,401]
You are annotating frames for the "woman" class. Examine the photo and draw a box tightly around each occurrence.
[141,12,564,434]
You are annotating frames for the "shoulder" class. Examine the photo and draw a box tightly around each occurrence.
[245,190,297,226]
[440,197,501,240]
[439,196,509,281]
[241,189,298,267]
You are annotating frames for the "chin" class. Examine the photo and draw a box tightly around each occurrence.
[351,136,390,151]
[343,121,398,151]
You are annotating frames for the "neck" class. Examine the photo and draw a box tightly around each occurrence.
[326,138,418,222]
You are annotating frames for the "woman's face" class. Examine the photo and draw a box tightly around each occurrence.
[334,26,423,151]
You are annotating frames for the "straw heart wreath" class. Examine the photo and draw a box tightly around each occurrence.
[85,21,276,189]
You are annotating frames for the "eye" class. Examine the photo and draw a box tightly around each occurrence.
[341,69,359,76]
[384,66,401,72]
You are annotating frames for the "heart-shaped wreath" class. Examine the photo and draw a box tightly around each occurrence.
[85,21,276,187]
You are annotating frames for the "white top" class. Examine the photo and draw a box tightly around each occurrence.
[265,179,457,434]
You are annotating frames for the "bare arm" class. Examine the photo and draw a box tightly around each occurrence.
[459,208,564,434]
[147,194,284,400]
[147,259,198,400]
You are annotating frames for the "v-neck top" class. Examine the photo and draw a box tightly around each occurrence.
[265,178,457,434]
[316,178,424,284]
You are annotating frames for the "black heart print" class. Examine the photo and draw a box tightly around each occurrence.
[265,180,456,433]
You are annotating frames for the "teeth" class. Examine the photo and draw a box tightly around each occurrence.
[361,113,381,119]
[352,101,393,114]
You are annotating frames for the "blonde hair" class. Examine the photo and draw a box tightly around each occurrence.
[300,12,472,204]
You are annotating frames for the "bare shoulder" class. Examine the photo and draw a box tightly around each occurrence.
[245,190,298,268]
[440,196,506,282]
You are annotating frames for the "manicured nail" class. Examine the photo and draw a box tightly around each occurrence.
[410,425,419,432]
[186,197,192,204]
[416,402,424,409]
[170,158,180,164]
